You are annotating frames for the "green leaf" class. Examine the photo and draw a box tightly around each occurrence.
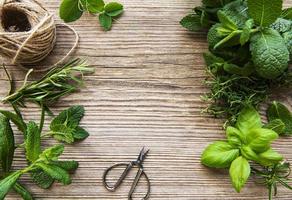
[59,0,84,23]
[267,101,292,135]
[223,62,254,76]
[0,110,26,132]
[0,115,15,173]
[281,8,292,19]
[229,156,250,192]
[51,106,85,129]
[36,163,71,185]
[247,0,283,27]
[104,2,123,17]
[81,0,105,13]
[257,148,283,166]
[241,145,259,161]
[180,14,203,32]
[25,122,41,162]
[201,141,239,168]
[99,13,112,31]
[13,182,34,200]
[51,160,79,172]
[217,10,238,30]
[73,126,89,140]
[30,169,54,189]
[226,126,243,147]
[246,128,278,153]
[240,19,254,45]
[38,144,64,163]
[0,171,22,199]
[50,124,75,144]
[250,29,289,79]
[236,106,262,134]
[264,119,286,135]
[270,18,292,33]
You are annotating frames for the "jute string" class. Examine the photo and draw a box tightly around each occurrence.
[0,0,79,71]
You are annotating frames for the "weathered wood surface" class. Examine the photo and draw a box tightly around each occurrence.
[2,0,292,199]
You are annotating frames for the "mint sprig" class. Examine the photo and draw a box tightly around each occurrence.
[59,0,124,31]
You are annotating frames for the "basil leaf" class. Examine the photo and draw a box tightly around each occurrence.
[241,145,258,161]
[264,119,286,135]
[201,141,239,168]
[229,156,250,192]
[247,0,283,27]
[13,182,33,200]
[30,169,54,189]
[60,0,84,23]
[0,115,15,173]
[0,171,22,199]
[236,106,262,134]
[226,126,243,147]
[99,13,112,31]
[36,163,71,185]
[104,2,123,17]
[257,149,283,166]
[267,101,292,135]
[246,128,278,153]
[81,0,105,13]
[25,122,41,162]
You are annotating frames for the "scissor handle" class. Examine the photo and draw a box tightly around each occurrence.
[128,169,151,200]
[103,162,133,192]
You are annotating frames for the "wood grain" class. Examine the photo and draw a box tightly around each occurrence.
[2,0,292,199]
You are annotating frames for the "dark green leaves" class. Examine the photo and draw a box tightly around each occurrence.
[0,110,26,132]
[247,0,283,27]
[50,106,89,143]
[0,115,15,173]
[201,141,239,168]
[13,182,34,200]
[180,14,203,32]
[25,122,41,162]
[59,0,83,23]
[229,156,250,192]
[59,0,123,31]
[0,171,22,199]
[30,169,55,189]
[267,101,292,135]
[264,119,286,135]
[250,29,289,79]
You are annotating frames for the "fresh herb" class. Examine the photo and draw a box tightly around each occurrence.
[59,0,124,31]
[0,60,92,199]
[181,0,292,125]
[201,106,284,193]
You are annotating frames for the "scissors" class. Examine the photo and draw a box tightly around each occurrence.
[103,147,151,200]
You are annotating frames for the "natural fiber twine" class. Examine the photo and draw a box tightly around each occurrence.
[0,0,79,71]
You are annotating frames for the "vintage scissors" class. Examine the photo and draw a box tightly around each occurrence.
[102,147,151,200]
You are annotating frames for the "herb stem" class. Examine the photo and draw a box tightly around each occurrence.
[39,103,45,132]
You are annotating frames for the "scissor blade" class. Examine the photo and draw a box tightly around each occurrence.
[137,147,149,163]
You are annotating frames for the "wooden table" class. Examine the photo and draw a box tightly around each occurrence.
[3,0,292,199]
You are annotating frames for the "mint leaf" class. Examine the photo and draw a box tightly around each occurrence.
[13,182,33,200]
[38,144,64,163]
[250,28,289,79]
[30,169,54,189]
[217,10,238,30]
[247,0,283,27]
[105,2,123,17]
[81,0,105,13]
[180,14,203,32]
[99,13,112,31]
[59,0,83,23]
[281,8,292,19]
[51,160,79,172]
[0,171,22,199]
[50,124,75,144]
[201,141,239,168]
[264,119,286,135]
[36,163,71,185]
[229,156,250,192]
[0,114,15,173]
[0,110,26,132]
[267,101,292,135]
[240,19,254,45]
[25,122,41,162]
[73,126,89,140]
[51,106,85,128]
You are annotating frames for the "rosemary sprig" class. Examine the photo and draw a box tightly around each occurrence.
[2,59,94,107]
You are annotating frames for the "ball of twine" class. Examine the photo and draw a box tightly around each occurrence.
[0,0,79,71]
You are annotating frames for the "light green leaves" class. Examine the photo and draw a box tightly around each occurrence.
[50,106,89,143]
[59,0,123,31]
[13,182,33,200]
[226,126,243,147]
[25,122,41,162]
[247,0,283,27]
[236,106,262,134]
[267,101,292,135]
[38,144,64,164]
[229,156,250,192]
[59,0,83,23]
[201,141,239,168]
[0,115,15,173]
[257,149,283,166]
[0,171,22,199]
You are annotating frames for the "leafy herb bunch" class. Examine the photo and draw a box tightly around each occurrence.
[60,0,124,31]
[201,103,292,198]
[181,0,292,125]
[0,59,94,199]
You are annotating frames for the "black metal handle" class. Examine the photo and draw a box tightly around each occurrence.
[128,169,151,200]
